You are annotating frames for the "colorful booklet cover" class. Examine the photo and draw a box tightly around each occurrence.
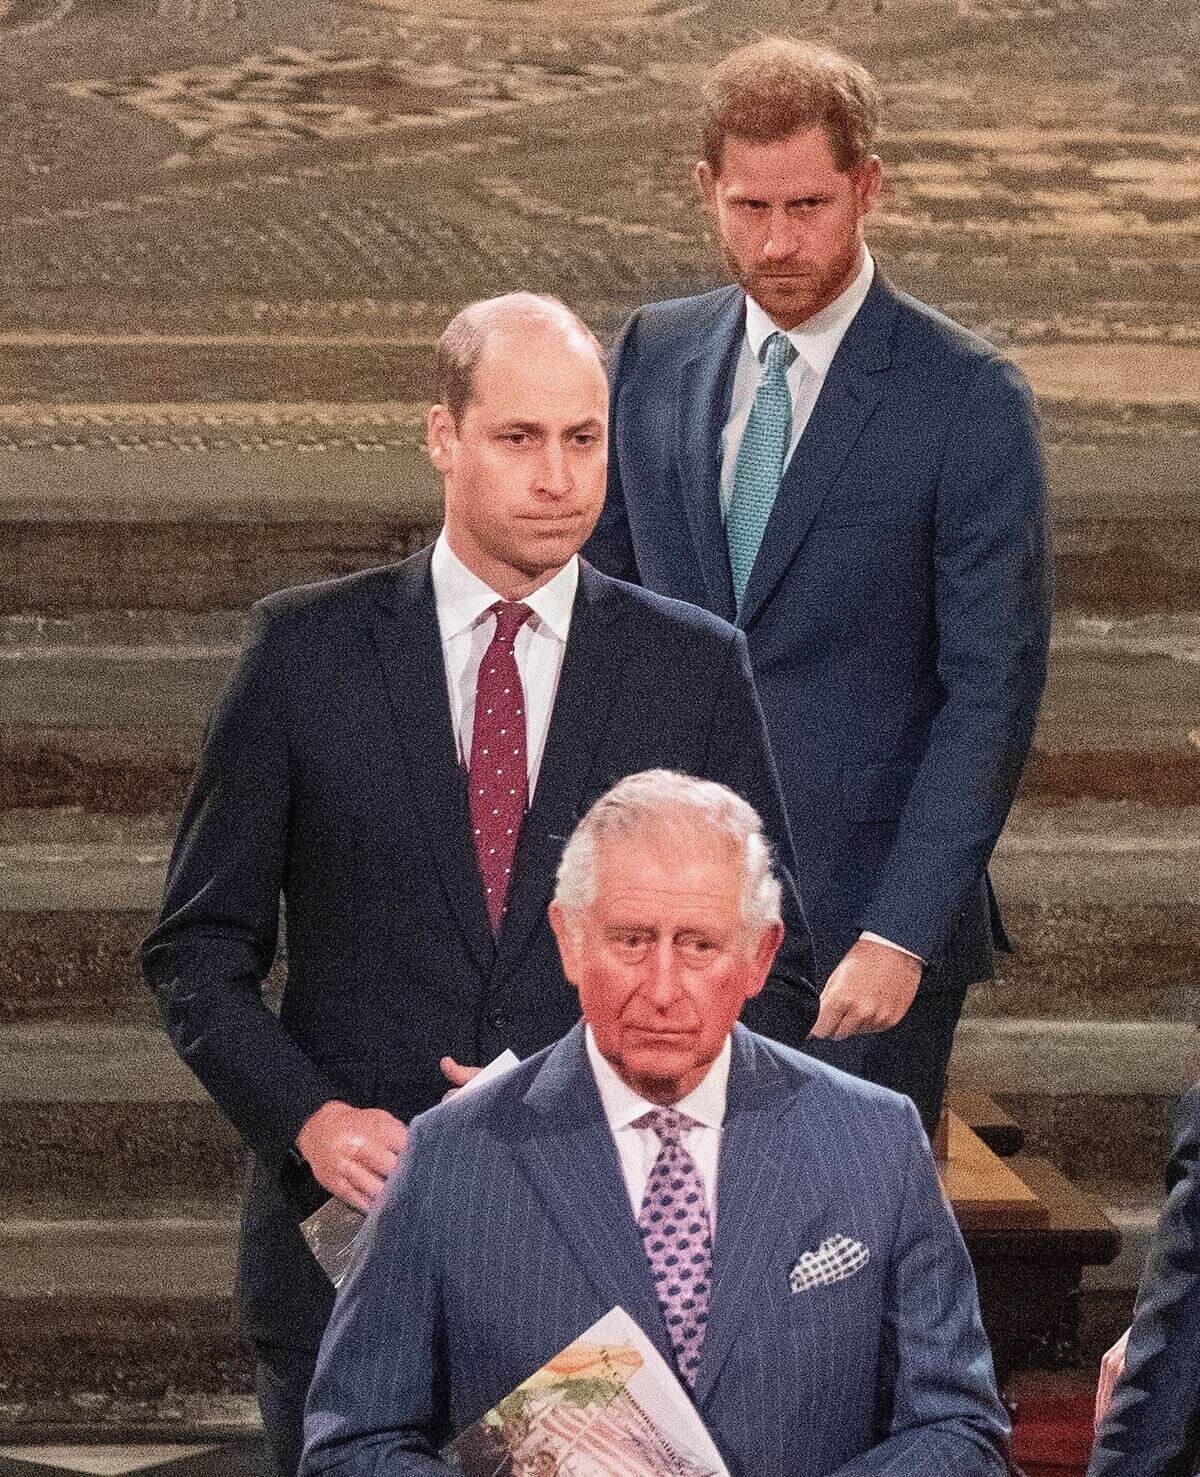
[442,1307,730,1477]
[300,1049,521,1287]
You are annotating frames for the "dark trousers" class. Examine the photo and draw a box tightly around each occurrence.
[802,986,970,1136]
[256,1342,319,1477]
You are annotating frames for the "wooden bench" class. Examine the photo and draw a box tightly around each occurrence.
[937,1101,1120,1385]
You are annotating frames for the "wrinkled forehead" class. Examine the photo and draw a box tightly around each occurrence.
[591,823,744,898]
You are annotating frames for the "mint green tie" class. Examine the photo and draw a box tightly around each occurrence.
[726,332,797,607]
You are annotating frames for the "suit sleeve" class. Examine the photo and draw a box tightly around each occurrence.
[583,308,644,583]
[141,603,337,1161]
[830,1098,1010,1476]
[858,355,1052,961]
[703,628,820,1046]
[301,1113,457,1477]
[1088,1090,1200,1476]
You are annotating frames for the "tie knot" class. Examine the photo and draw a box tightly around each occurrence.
[634,1107,690,1146]
[762,331,796,377]
[488,600,533,645]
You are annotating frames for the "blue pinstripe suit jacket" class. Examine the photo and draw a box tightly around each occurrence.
[301,1024,1009,1476]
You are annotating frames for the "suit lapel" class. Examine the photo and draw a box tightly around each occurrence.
[736,276,898,632]
[367,548,495,975]
[690,1028,829,1409]
[674,289,743,623]
[495,564,623,972]
[514,1027,677,1367]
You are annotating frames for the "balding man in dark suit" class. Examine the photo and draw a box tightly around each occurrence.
[143,293,817,1476]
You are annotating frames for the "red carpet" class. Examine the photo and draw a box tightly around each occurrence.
[1010,1371,1098,1477]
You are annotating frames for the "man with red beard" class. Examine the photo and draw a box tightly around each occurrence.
[586,38,1052,1132]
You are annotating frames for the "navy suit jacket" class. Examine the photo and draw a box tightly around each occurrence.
[586,275,1052,986]
[142,548,818,1350]
[302,1024,1009,1476]
[1088,1089,1200,1475]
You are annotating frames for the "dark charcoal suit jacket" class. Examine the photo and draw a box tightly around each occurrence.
[586,274,1053,990]
[1089,1088,1200,1476]
[142,547,818,1350]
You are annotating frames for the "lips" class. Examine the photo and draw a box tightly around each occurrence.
[625,1024,696,1042]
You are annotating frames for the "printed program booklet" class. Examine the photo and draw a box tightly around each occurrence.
[300,1049,521,1288]
[442,1306,730,1477]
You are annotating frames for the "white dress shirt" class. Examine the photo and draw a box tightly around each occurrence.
[431,532,577,796]
[585,1025,730,1229]
[718,248,875,515]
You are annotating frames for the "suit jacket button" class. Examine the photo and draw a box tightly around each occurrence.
[487,1010,508,1032]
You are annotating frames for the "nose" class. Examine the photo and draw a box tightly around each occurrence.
[761,206,799,261]
[533,440,571,499]
[642,938,683,1012]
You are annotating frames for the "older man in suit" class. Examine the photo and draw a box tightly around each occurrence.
[1088,1088,1200,1475]
[585,38,1053,1130]
[142,294,818,1477]
[301,771,1009,1477]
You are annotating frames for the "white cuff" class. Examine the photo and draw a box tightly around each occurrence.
[860,931,925,965]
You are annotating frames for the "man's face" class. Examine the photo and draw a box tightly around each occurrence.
[696,126,881,330]
[550,828,783,1104]
[427,323,608,599]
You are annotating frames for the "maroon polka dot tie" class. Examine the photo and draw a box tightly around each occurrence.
[469,600,533,933]
[635,1107,714,1387]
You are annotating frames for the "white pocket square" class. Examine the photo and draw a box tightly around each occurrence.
[789,1234,870,1294]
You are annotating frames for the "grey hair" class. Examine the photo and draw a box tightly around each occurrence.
[554,769,782,939]
[435,291,604,423]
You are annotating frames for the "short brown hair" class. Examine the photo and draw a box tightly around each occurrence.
[436,292,604,423]
[701,37,879,174]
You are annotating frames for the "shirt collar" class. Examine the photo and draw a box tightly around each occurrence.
[431,530,578,645]
[585,1025,731,1133]
[745,246,875,378]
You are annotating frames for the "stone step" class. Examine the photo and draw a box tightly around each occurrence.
[0,1024,242,1217]
[976,800,1200,1023]
[2,451,440,620]
[2,1218,238,1302]
[0,1295,253,1414]
[0,1017,1188,1207]
[0,1173,1159,1414]
[3,614,1196,814]
[0,1175,1160,1304]
[952,1019,1197,1185]
[1,437,1197,617]
[2,801,1195,1026]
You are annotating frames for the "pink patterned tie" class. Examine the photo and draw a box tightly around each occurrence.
[468,600,533,932]
[635,1107,714,1387]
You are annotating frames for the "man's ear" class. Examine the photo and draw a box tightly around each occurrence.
[426,403,455,473]
[694,159,717,212]
[744,921,785,1000]
[855,155,883,217]
[548,901,581,988]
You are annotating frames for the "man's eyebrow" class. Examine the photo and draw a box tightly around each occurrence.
[493,418,544,433]
[565,417,604,434]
